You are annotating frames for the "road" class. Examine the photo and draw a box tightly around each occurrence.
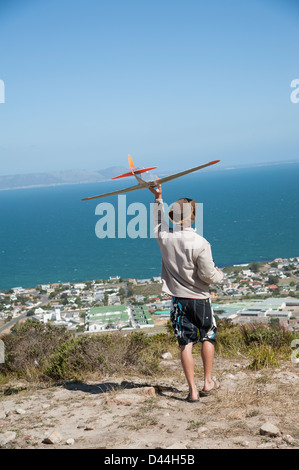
[0,312,28,334]
[0,294,49,335]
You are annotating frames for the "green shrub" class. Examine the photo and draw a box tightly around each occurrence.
[45,330,160,380]
[215,320,299,368]
[0,321,162,382]
[247,343,280,370]
[240,324,294,349]
[215,319,244,356]
[1,317,299,382]
[0,320,72,380]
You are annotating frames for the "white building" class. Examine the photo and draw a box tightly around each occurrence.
[267,310,292,319]
[74,283,87,290]
[241,270,254,278]
[236,307,271,317]
[12,287,26,294]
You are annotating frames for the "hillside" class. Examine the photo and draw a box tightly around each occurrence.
[0,356,298,450]
[0,166,128,191]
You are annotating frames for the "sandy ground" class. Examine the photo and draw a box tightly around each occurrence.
[0,355,298,450]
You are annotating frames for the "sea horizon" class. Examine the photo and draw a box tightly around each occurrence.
[0,158,298,191]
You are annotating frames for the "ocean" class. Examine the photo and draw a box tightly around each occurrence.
[0,162,298,291]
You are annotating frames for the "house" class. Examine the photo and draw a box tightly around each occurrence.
[74,283,87,290]
[12,287,26,294]
[268,284,279,291]
[241,270,254,278]
[35,307,45,315]
[88,323,106,332]
[40,284,50,291]
[135,295,145,302]
[108,293,121,305]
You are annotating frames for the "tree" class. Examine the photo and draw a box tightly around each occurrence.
[266,275,279,285]
[26,309,35,316]
[269,317,280,330]
[249,262,259,273]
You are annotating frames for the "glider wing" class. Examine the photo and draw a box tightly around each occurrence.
[81,159,220,201]
[81,183,145,201]
[148,160,220,187]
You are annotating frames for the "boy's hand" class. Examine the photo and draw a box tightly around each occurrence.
[149,178,162,200]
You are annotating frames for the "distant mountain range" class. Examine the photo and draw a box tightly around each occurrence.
[0,166,130,190]
[0,159,298,191]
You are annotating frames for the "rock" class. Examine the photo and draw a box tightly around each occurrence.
[260,422,280,437]
[66,438,75,445]
[161,352,172,359]
[84,425,94,431]
[283,434,298,446]
[43,430,62,444]
[143,386,156,396]
[0,431,16,446]
[15,408,26,415]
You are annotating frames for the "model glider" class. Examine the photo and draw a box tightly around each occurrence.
[81,155,220,201]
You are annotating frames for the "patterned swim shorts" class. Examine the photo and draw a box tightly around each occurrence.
[170,296,217,346]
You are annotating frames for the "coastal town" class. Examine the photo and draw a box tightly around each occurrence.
[0,257,299,335]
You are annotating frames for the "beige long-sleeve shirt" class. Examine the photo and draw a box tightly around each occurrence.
[153,198,224,299]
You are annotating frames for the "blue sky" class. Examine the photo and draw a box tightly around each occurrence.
[0,0,298,175]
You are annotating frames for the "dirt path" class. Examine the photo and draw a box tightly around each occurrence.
[0,356,298,449]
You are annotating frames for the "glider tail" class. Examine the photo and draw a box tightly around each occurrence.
[112,155,158,179]
[128,154,135,171]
